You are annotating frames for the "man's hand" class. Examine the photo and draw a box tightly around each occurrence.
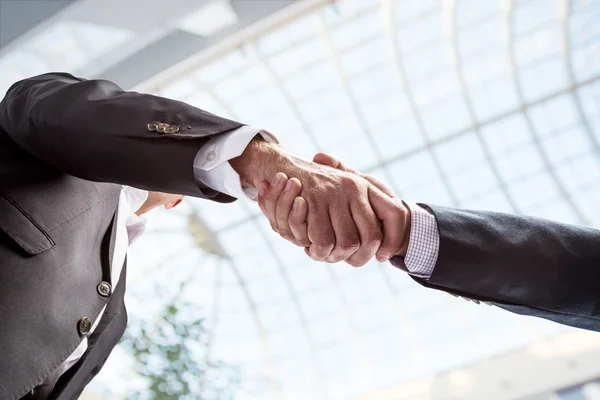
[312,153,411,258]
[257,152,411,262]
[230,139,396,266]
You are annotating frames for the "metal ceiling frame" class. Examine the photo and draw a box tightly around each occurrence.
[383,0,461,207]
[562,0,600,164]
[505,0,585,223]
[448,0,522,213]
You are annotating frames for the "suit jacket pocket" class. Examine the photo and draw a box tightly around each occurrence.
[0,193,54,255]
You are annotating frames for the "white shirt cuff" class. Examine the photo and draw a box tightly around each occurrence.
[193,126,278,200]
[402,201,440,279]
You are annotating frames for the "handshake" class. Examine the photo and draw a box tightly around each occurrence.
[230,138,411,266]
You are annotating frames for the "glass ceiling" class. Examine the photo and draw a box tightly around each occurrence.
[0,20,133,96]
[78,0,599,398]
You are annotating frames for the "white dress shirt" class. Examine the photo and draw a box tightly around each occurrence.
[193,126,278,200]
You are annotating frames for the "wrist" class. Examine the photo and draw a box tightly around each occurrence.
[229,137,288,188]
[396,201,412,257]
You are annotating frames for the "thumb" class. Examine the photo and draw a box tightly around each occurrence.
[314,153,395,198]
[313,153,356,173]
[362,175,396,198]
[368,186,407,261]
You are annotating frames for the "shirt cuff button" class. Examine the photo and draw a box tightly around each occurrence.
[206,151,217,162]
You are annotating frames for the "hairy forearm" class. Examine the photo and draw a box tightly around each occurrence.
[229,137,312,189]
[230,138,280,187]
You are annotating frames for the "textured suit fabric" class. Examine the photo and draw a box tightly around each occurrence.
[49,263,129,400]
[0,73,243,399]
[412,204,600,332]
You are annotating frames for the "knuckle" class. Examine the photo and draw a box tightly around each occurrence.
[281,233,295,243]
[337,240,361,253]
[346,258,366,268]
[390,203,405,220]
[341,175,360,192]
[314,244,333,258]
[365,229,383,244]
[327,253,346,263]
[315,236,335,249]
[279,229,292,239]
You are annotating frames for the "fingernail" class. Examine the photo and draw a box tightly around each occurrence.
[259,185,265,197]
[285,180,294,192]
[293,198,300,210]
[272,174,282,186]
[376,255,389,262]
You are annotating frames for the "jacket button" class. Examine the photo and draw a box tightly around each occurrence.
[78,317,92,336]
[147,121,160,132]
[156,123,170,133]
[97,281,112,297]
[163,125,180,134]
[206,151,216,161]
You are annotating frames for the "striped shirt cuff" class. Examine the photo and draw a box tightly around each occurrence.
[391,202,440,279]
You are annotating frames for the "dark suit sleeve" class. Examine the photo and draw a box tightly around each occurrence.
[410,204,600,332]
[0,72,243,201]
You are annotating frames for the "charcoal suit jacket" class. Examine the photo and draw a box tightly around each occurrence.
[409,205,600,332]
[0,73,241,400]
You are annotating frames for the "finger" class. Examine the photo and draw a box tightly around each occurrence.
[313,153,357,174]
[304,246,311,258]
[257,180,270,220]
[265,172,288,231]
[325,204,360,263]
[361,174,396,198]
[368,186,405,262]
[306,201,335,261]
[275,178,302,242]
[289,197,310,247]
[313,153,396,198]
[313,152,339,168]
[345,193,382,267]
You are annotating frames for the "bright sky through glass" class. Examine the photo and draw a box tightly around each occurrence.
[0,21,133,96]
[78,0,600,398]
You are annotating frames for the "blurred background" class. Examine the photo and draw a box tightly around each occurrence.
[1,0,600,399]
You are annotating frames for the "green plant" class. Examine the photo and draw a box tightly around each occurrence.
[120,281,240,400]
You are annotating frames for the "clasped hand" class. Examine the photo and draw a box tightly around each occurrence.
[257,153,411,266]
